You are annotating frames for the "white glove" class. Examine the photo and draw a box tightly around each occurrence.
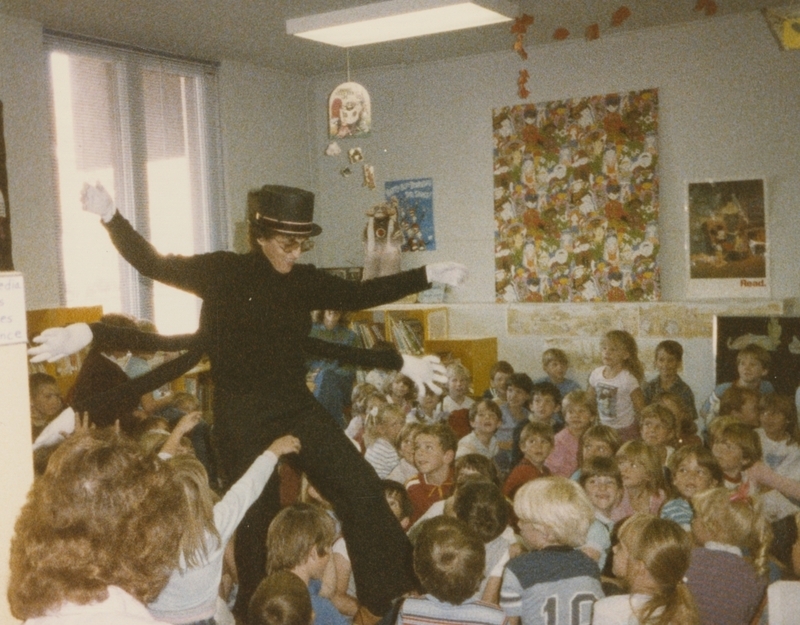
[29,323,93,363]
[81,182,116,223]
[400,354,448,397]
[32,406,75,452]
[426,262,469,287]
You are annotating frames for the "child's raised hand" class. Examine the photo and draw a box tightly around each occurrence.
[268,435,301,457]
[174,411,203,435]
[74,411,91,432]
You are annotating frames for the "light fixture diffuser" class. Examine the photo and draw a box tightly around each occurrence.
[286,0,517,47]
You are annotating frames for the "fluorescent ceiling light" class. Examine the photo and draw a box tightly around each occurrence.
[286,0,516,47]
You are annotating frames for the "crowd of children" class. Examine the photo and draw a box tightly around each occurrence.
[21,326,800,625]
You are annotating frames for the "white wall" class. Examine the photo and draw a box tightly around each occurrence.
[0,15,61,310]
[218,60,313,252]
[309,11,800,303]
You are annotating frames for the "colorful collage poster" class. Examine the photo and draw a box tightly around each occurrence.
[385,178,436,252]
[493,89,660,302]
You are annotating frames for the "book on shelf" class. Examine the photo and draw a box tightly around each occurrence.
[391,318,424,355]
[350,321,385,349]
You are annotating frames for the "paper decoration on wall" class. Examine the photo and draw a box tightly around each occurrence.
[585,23,600,40]
[363,200,403,280]
[493,88,660,302]
[362,164,376,189]
[328,82,371,139]
[385,178,436,252]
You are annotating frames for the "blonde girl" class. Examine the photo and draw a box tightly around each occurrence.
[546,389,597,478]
[612,440,667,522]
[685,488,772,625]
[571,424,621,481]
[364,404,406,479]
[593,514,699,625]
[384,372,416,414]
[148,435,300,625]
[387,422,423,484]
[588,330,646,441]
[344,382,378,441]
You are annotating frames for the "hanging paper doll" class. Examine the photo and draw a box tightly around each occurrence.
[329,81,371,139]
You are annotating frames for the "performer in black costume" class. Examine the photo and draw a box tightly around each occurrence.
[31,183,467,618]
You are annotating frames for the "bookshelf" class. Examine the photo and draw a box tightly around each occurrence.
[350,306,448,354]
[424,336,498,398]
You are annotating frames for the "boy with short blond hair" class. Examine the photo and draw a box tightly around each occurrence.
[398,516,508,625]
[503,422,553,499]
[500,477,603,625]
[406,423,458,523]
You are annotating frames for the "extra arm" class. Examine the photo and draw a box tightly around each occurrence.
[303,336,403,371]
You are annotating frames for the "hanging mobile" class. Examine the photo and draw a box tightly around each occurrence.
[329,50,371,139]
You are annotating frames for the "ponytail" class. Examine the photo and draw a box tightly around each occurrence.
[640,580,699,625]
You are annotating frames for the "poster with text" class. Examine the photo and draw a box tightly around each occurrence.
[385,178,436,252]
[687,179,768,299]
[493,89,659,302]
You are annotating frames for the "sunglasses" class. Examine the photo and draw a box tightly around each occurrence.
[274,236,315,253]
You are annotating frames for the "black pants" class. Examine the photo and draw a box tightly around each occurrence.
[213,389,416,617]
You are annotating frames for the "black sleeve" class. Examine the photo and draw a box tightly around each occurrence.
[302,336,403,371]
[72,347,204,415]
[89,322,197,352]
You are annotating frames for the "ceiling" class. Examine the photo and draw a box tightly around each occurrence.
[0,0,787,76]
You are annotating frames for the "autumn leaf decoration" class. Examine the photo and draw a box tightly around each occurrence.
[518,69,530,99]
[511,13,534,60]
[694,0,718,16]
[611,6,632,27]
[512,13,534,99]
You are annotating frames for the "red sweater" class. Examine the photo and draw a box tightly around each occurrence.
[503,459,550,499]
[406,468,455,524]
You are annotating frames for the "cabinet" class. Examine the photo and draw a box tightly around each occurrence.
[351,305,497,399]
[424,337,498,398]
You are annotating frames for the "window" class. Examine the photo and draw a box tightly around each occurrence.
[46,33,225,334]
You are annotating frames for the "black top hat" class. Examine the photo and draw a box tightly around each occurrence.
[249,185,321,237]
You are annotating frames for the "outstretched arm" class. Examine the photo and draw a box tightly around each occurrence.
[303,337,446,395]
[82,182,211,294]
[30,322,196,363]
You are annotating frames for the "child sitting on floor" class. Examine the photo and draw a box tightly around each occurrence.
[503,421,554,500]
[500,477,603,625]
[593,514,699,625]
[686,487,772,625]
[248,570,313,625]
[579,456,623,571]
[406,423,458,523]
[483,360,514,405]
[535,347,581,426]
[612,440,667,521]
[364,404,405,479]
[397,516,507,625]
[407,386,442,426]
[387,422,423,485]
[660,444,722,530]
[439,363,476,438]
[497,373,533,477]
[266,503,347,625]
[702,343,774,429]
[456,399,502,460]
[545,389,596,478]
[639,403,677,467]
[571,424,621,481]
